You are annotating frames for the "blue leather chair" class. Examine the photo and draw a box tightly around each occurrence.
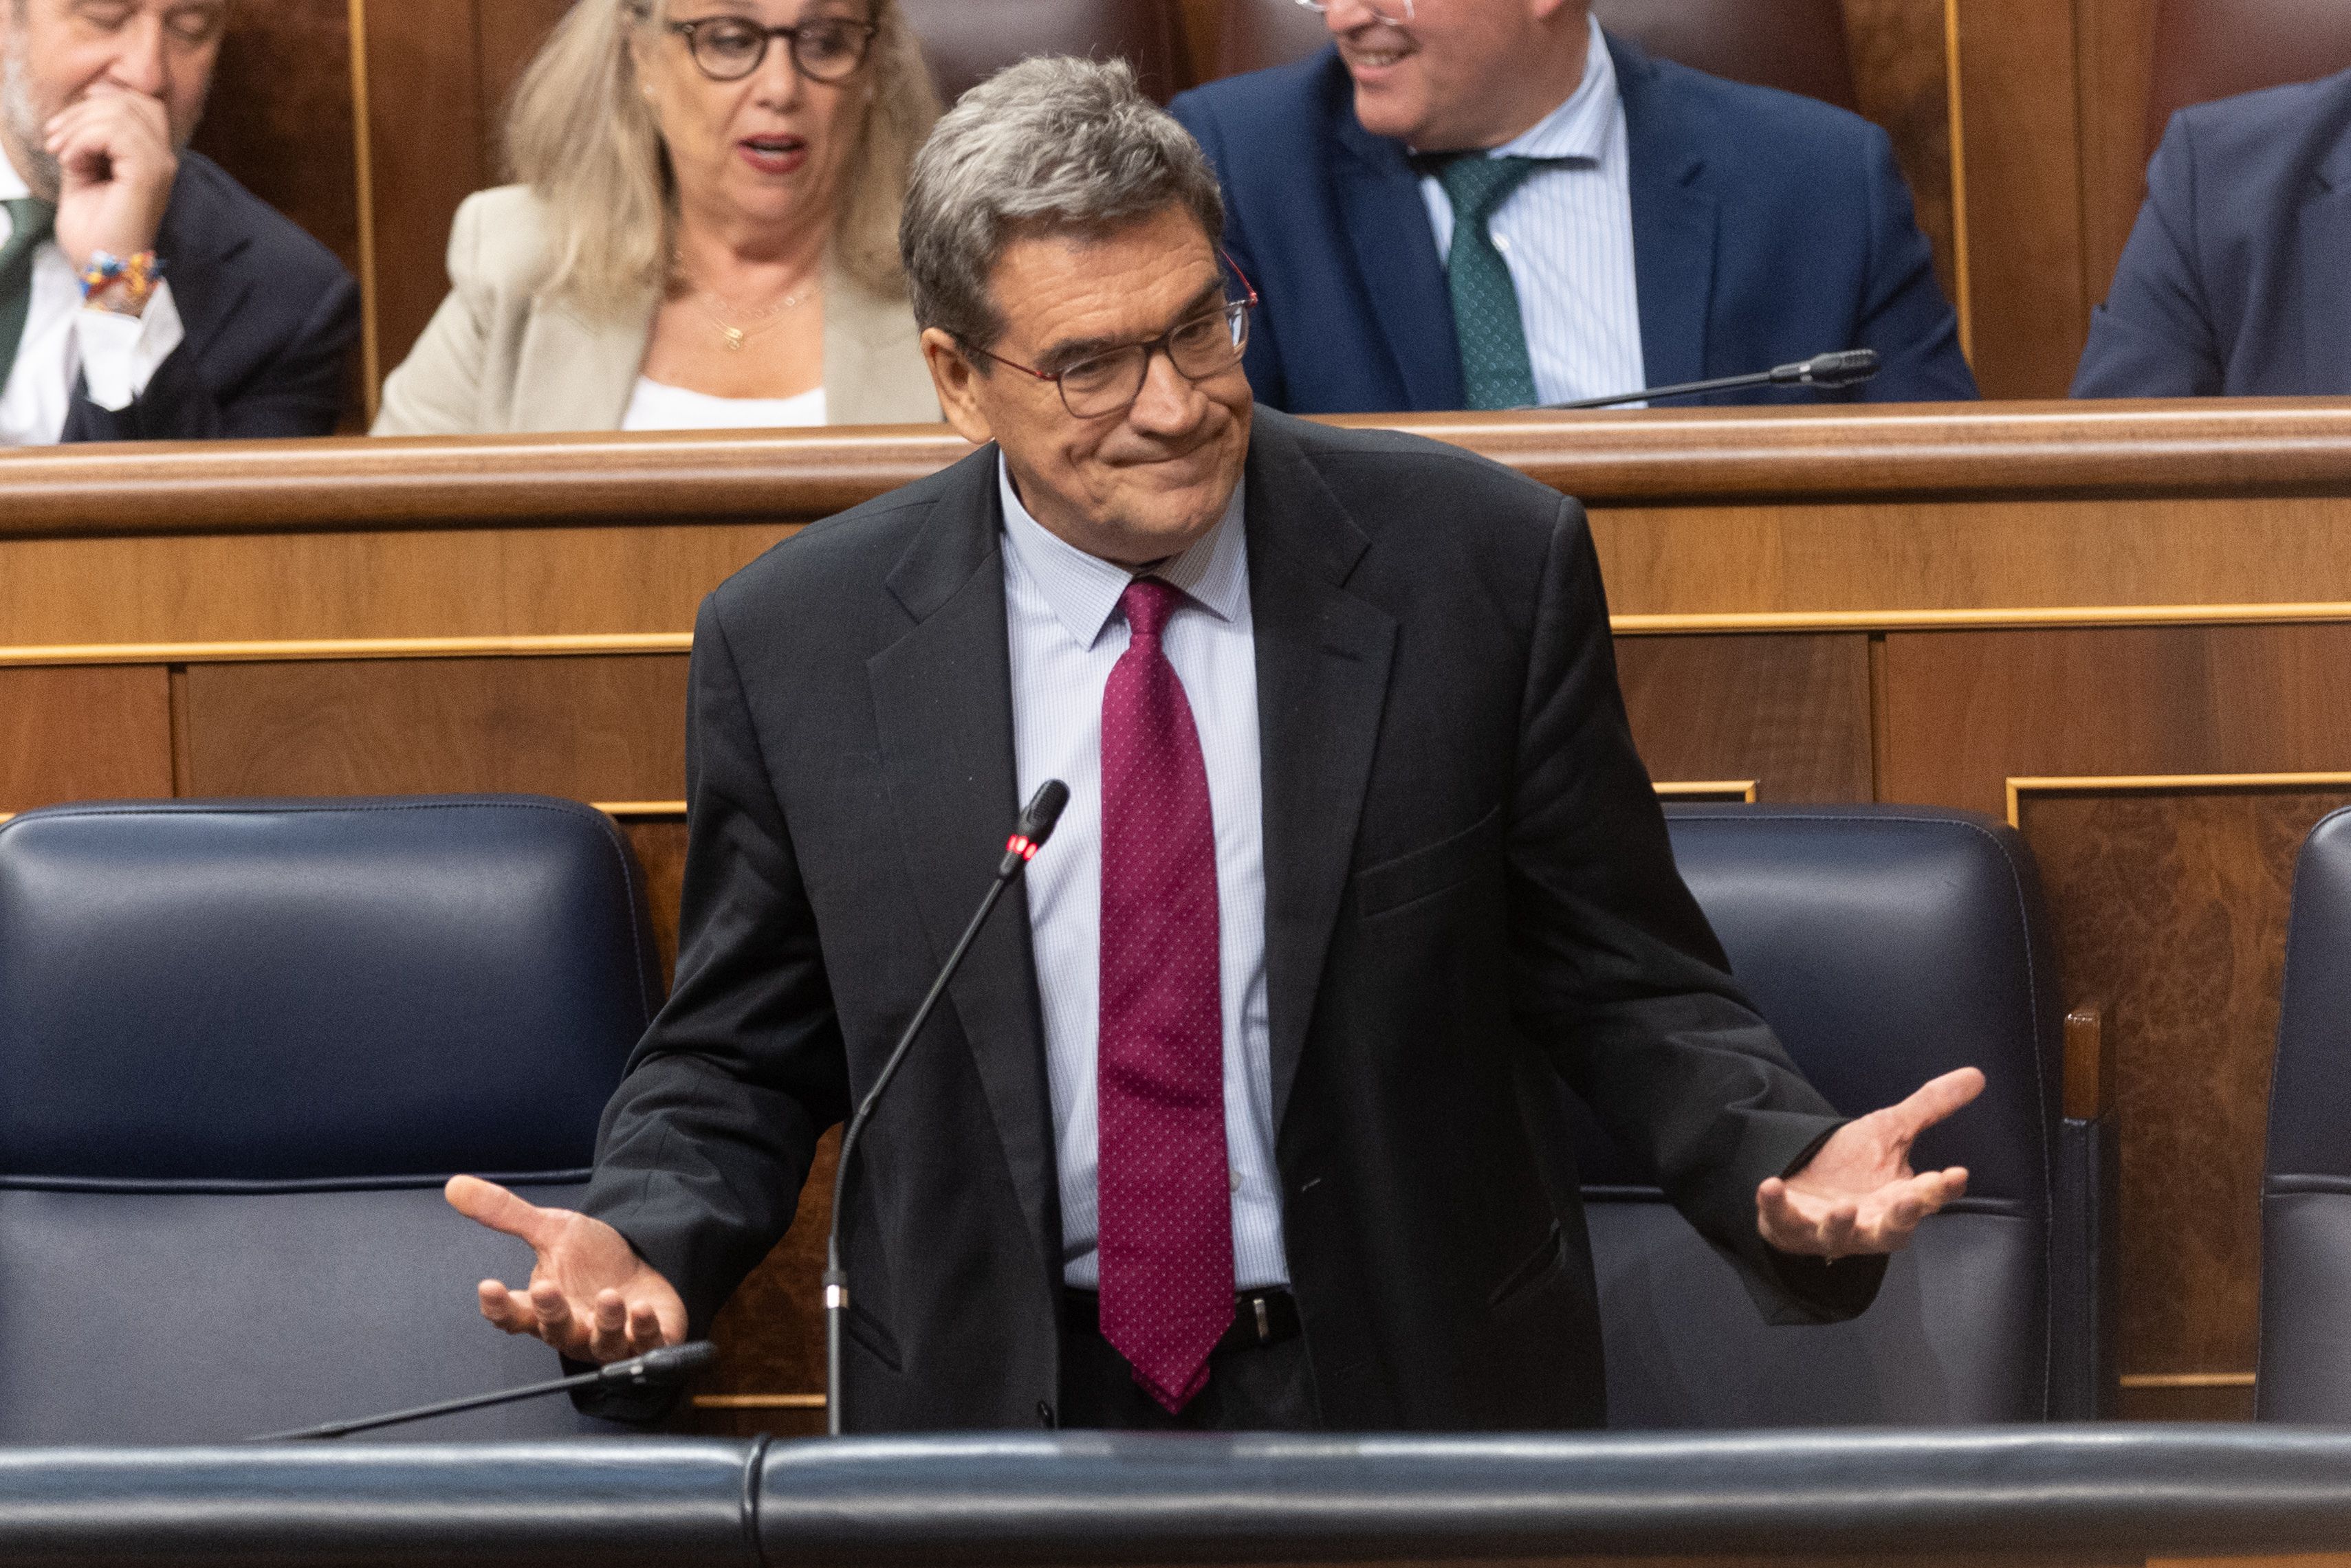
[2257,806,2351,1420]
[1573,804,2087,1425]
[0,796,661,1443]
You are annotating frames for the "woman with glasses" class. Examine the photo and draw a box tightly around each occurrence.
[374,0,941,434]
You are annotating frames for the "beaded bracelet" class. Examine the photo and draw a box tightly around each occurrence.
[78,250,164,313]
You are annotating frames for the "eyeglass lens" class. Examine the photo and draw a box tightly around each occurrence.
[681,17,872,82]
[1057,305,1251,417]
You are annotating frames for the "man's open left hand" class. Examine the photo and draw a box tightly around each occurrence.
[1755,1065,1985,1259]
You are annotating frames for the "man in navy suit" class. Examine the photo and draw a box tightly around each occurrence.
[1,0,357,443]
[1167,0,1976,413]
[2074,69,2351,397]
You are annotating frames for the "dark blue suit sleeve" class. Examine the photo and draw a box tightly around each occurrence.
[1853,124,1978,401]
[2072,113,2222,397]
[63,268,359,441]
[1170,87,1291,410]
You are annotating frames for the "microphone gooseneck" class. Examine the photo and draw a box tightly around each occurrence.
[246,1339,718,1442]
[823,780,1070,1436]
[1541,347,1883,410]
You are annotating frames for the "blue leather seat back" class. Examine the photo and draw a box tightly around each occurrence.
[1582,806,2062,1426]
[2259,807,2351,1420]
[0,797,661,1442]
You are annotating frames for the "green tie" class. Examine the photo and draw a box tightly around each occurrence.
[1438,155,1543,410]
[0,197,56,393]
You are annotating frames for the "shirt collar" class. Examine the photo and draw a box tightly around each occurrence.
[997,452,1249,648]
[0,145,32,203]
[1487,12,1617,163]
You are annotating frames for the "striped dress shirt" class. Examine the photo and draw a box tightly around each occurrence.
[1417,12,1647,408]
[998,458,1289,1290]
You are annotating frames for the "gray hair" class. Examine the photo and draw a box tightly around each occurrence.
[901,56,1225,353]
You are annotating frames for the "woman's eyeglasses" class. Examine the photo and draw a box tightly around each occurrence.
[666,15,877,83]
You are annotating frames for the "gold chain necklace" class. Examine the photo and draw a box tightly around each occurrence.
[673,258,821,351]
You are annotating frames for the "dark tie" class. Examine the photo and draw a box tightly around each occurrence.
[1438,154,1544,410]
[0,197,56,394]
[1095,576,1232,1413]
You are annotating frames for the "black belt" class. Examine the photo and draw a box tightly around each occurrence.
[1063,1287,1301,1355]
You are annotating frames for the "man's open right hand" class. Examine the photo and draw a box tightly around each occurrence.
[444,1174,688,1362]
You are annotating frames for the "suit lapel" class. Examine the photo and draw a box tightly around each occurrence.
[866,448,1057,1268]
[1333,97,1465,410]
[1615,34,1717,388]
[517,291,659,432]
[1244,414,1398,1127]
[151,167,248,370]
[2302,142,2351,394]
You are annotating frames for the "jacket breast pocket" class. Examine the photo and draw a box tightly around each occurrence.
[1354,804,1502,918]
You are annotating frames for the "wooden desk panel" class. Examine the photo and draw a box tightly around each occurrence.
[9,402,2350,1423]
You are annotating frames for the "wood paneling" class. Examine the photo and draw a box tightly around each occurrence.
[2018,784,2351,1419]
[0,667,173,813]
[621,817,689,986]
[1951,1,2089,397]
[1615,634,1873,802]
[1839,0,1960,307]
[192,0,361,283]
[360,0,494,380]
[2075,0,2163,316]
[182,656,688,799]
[1879,626,2351,817]
[0,524,784,646]
[476,0,576,140]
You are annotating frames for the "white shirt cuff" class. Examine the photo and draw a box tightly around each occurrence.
[73,280,186,412]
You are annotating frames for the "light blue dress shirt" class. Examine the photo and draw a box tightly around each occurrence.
[997,458,1288,1290]
[1417,12,1647,408]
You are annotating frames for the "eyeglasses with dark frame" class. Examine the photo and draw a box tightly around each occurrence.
[665,14,878,83]
[962,258,1261,419]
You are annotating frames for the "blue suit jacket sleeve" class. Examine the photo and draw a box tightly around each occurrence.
[1171,91,1289,410]
[2072,113,2222,397]
[1848,122,1978,401]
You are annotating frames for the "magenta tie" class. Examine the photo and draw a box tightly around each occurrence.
[1097,577,1233,1413]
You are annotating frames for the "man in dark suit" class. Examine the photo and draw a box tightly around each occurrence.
[1165,0,1975,413]
[448,56,1982,1433]
[0,0,357,443]
[2074,68,2351,397]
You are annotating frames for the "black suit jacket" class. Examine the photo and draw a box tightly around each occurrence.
[61,152,357,441]
[582,410,1881,1431]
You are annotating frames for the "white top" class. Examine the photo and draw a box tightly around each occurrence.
[0,149,188,446]
[1417,11,1646,408]
[997,457,1287,1291]
[618,377,826,430]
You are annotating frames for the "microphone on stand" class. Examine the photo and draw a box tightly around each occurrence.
[1542,348,1881,410]
[823,779,1071,1437]
[248,1340,719,1442]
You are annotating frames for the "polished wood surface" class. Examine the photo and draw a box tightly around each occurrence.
[1617,635,1873,803]
[2018,784,2350,1424]
[0,667,174,813]
[182,657,687,798]
[4,402,2345,1422]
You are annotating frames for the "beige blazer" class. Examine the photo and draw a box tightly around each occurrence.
[372,185,941,434]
